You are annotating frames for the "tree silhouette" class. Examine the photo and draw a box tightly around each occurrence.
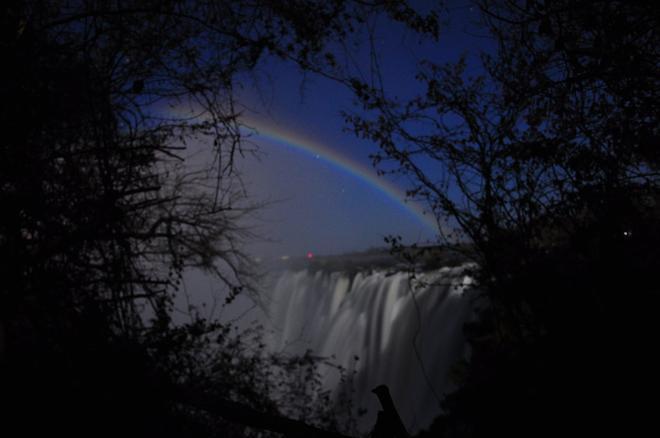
[345,1,659,436]
[0,1,438,436]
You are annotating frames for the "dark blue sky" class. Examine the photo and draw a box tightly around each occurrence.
[235,1,486,259]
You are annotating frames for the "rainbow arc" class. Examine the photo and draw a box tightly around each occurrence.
[244,118,438,234]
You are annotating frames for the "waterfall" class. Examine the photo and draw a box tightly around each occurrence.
[260,263,477,433]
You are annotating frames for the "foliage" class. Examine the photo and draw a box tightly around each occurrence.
[345,1,659,436]
[142,316,362,437]
[0,1,437,436]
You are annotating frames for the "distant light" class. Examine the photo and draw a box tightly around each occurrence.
[623,230,632,237]
[307,252,314,259]
[280,255,290,261]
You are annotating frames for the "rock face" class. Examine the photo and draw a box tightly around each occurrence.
[260,261,478,433]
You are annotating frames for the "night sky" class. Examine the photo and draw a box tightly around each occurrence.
[232,2,484,259]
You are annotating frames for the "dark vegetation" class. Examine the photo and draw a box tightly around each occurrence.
[0,1,433,437]
[2,0,658,437]
[346,1,659,436]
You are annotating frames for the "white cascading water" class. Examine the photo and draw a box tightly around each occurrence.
[260,263,477,433]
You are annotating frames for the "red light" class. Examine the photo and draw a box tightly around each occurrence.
[306,252,314,259]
